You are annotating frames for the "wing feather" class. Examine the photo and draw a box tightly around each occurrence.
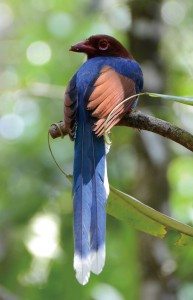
[64,73,78,140]
[87,66,136,136]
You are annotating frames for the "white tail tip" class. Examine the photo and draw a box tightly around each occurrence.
[74,253,91,285]
[90,245,106,275]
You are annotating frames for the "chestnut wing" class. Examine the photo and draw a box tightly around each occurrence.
[64,74,78,140]
[87,66,137,137]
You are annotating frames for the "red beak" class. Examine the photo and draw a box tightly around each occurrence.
[69,40,95,54]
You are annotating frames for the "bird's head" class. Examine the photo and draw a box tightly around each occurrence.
[70,34,134,60]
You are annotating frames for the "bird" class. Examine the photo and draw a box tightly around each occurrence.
[64,34,143,285]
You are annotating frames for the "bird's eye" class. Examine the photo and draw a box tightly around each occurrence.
[98,39,109,50]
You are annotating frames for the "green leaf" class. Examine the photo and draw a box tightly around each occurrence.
[147,92,193,105]
[175,233,193,247]
[64,173,193,246]
[58,170,193,246]
[108,186,193,246]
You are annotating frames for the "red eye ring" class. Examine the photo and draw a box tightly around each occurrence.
[98,39,109,50]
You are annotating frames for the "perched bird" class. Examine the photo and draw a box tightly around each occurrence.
[64,34,143,285]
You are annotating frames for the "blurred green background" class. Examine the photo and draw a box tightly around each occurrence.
[1,0,193,299]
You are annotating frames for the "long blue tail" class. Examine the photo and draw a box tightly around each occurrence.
[73,120,109,285]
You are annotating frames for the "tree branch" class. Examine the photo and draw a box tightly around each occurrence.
[49,111,193,152]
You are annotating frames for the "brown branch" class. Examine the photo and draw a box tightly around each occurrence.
[49,121,68,139]
[49,111,193,152]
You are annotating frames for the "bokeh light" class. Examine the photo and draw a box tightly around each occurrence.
[0,113,24,140]
[26,41,52,66]
[161,1,186,25]
[178,284,193,300]
[0,2,14,32]
[26,214,60,258]
[31,0,54,11]
[108,6,131,30]
[19,258,50,285]
[0,68,19,90]
[47,12,74,39]
[14,98,40,126]
[92,284,124,300]
[87,21,113,37]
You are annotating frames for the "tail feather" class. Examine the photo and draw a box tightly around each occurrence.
[90,132,108,274]
[74,254,91,285]
[90,244,106,275]
[73,120,108,284]
[73,122,92,284]
[90,150,109,275]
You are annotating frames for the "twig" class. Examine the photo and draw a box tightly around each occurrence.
[49,111,193,152]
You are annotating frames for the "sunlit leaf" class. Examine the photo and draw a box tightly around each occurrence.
[147,92,193,105]
[63,171,193,246]
[107,187,166,238]
[107,186,193,246]
[175,233,193,246]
